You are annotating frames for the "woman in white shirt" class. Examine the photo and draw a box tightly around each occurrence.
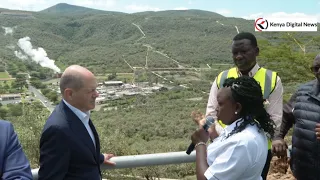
[191,76,275,180]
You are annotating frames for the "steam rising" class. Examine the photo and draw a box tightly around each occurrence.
[2,26,15,35]
[14,37,61,73]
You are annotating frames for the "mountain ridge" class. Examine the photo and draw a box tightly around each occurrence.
[0,3,319,77]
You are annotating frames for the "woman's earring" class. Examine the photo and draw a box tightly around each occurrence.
[235,112,238,114]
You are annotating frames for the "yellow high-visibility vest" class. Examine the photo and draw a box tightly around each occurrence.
[216,67,277,149]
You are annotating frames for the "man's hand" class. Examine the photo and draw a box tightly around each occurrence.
[190,110,219,141]
[191,110,205,126]
[315,123,320,140]
[272,138,288,158]
[103,154,116,165]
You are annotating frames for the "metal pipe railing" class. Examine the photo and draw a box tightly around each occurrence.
[31,151,196,180]
[31,146,293,179]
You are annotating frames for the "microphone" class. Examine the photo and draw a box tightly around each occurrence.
[186,116,215,155]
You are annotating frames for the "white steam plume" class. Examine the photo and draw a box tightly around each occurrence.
[14,51,28,60]
[2,26,15,35]
[15,37,61,73]
[6,45,15,50]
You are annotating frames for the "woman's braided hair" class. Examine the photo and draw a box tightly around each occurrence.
[223,76,275,139]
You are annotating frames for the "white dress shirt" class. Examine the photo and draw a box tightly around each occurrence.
[63,99,96,148]
[206,63,283,134]
[204,119,268,180]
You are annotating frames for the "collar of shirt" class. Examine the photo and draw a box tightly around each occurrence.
[236,63,260,77]
[63,99,90,124]
[224,118,244,137]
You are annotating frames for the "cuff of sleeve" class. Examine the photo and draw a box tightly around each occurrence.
[204,168,213,180]
[100,154,105,164]
[204,168,218,180]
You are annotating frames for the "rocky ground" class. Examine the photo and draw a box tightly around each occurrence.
[267,157,296,180]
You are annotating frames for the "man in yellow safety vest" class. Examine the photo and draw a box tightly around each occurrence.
[202,32,284,180]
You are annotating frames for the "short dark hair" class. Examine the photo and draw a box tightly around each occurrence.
[59,73,84,94]
[233,32,258,47]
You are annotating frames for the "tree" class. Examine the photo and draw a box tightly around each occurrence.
[14,74,28,90]
[39,72,47,80]
[30,71,40,78]
[30,80,47,89]
[0,107,8,118]
[47,91,58,102]
[258,39,314,84]
[7,103,49,168]
[41,88,51,95]
[313,36,320,50]
[8,104,23,117]
[0,66,5,72]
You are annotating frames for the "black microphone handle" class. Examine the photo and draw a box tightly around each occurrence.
[186,116,215,155]
[186,143,195,155]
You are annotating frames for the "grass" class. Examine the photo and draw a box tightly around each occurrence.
[0,72,10,78]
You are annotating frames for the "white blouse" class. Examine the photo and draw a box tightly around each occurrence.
[204,119,268,180]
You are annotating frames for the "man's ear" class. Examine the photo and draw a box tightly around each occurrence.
[64,88,73,100]
[255,47,260,56]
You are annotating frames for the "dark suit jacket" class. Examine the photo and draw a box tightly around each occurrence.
[0,120,33,180]
[38,101,104,180]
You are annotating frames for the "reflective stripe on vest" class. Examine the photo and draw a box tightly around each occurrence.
[216,67,277,100]
[216,67,277,149]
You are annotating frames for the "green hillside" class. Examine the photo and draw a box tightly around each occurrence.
[40,3,125,15]
[1,3,320,179]
[0,3,318,76]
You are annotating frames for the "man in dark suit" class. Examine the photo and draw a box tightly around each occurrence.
[0,119,33,179]
[38,65,115,180]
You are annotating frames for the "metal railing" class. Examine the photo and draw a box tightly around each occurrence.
[31,151,196,180]
[31,146,293,180]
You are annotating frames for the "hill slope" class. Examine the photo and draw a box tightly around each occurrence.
[0,3,319,76]
[40,3,124,15]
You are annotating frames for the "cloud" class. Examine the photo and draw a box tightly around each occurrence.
[7,0,45,7]
[215,9,232,15]
[242,12,320,22]
[1,0,47,11]
[174,7,189,10]
[125,4,161,12]
[242,12,263,19]
[188,0,193,5]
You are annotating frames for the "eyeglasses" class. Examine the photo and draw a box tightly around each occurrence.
[310,66,320,73]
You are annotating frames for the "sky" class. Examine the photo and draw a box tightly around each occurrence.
[0,0,319,21]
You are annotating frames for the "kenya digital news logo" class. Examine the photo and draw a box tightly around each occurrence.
[255,18,269,31]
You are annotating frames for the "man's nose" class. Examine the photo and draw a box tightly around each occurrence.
[234,52,243,60]
[94,90,99,97]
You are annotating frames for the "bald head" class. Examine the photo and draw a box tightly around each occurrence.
[60,65,94,95]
